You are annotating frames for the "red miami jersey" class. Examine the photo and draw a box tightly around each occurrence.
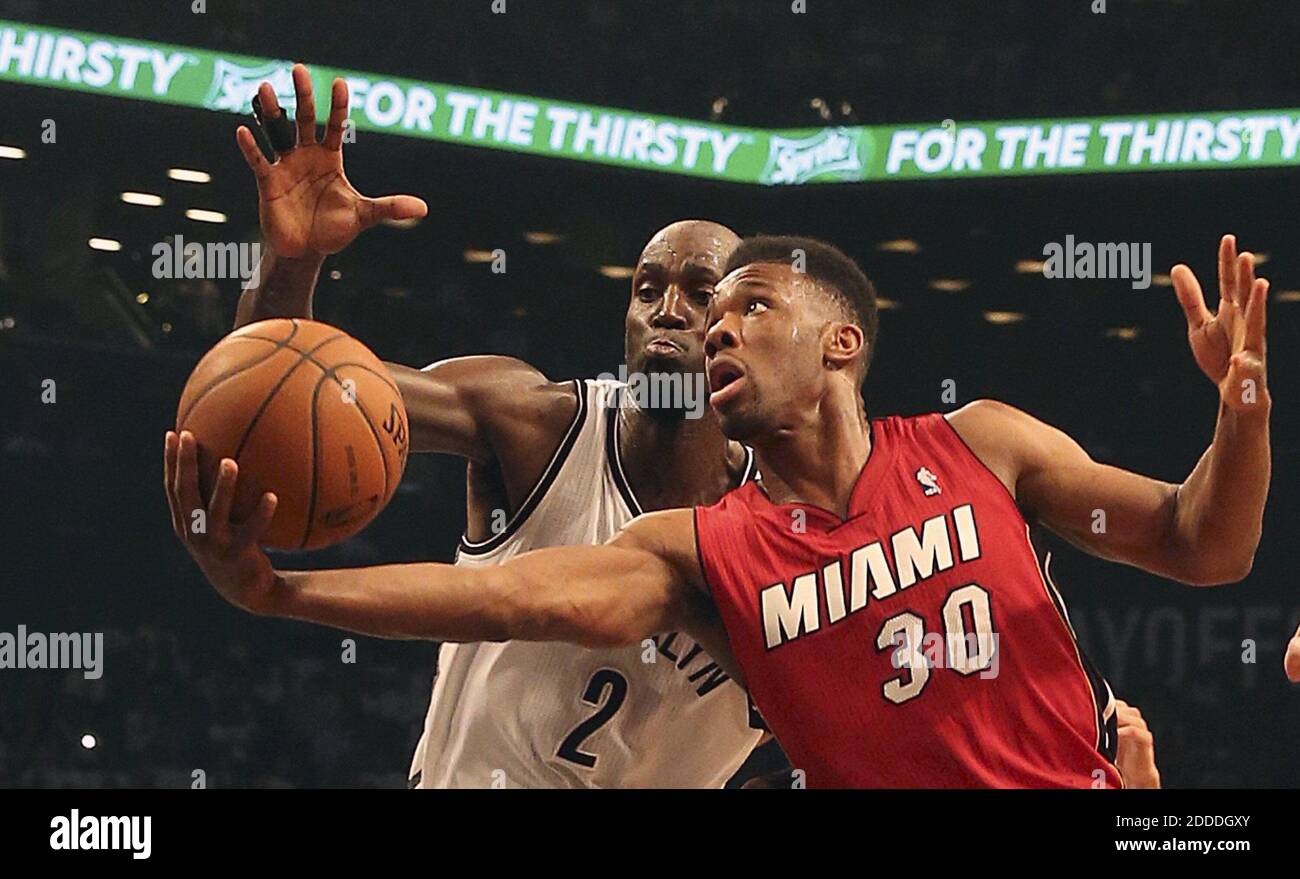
[694,412,1121,788]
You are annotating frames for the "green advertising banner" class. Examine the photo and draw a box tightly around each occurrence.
[3,19,1300,185]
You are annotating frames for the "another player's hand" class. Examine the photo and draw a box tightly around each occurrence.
[1114,699,1160,789]
[1285,624,1300,683]
[235,63,427,259]
[1171,234,1269,415]
[164,430,280,615]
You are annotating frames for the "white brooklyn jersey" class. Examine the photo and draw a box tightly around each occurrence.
[409,379,763,788]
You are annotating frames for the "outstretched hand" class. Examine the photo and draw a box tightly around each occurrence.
[235,63,427,258]
[1170,234,1269,415]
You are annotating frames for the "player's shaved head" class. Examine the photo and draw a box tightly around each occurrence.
[638,220,741,270]
[622,221,740,421]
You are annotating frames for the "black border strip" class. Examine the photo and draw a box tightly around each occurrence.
[457,379,587,556]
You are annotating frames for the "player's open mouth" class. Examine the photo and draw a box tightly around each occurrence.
[707,360,746,407]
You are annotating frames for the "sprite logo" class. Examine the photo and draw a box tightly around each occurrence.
[761,127,867,185]
[203,58,295,112]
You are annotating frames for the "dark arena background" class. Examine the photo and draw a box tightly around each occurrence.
[1,0,1298,803]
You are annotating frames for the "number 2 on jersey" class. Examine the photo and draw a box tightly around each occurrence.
[556,669,628,769]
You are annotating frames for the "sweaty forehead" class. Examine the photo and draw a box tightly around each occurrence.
[718,261,809,297]
[639,228,734,273]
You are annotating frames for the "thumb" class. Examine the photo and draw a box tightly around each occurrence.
[360,194,428,228]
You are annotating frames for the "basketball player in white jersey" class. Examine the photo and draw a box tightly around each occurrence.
[226,65,765,787]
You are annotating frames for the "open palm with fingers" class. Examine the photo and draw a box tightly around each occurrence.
[235,63,427,259]
[1170,234,1269,414]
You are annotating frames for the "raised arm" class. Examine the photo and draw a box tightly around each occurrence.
[164,428,709,648]
[229,64,575,465]
[947,235,1270,586]
[233,64,425,329]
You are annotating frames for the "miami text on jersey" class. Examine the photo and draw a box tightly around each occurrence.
[759,503,982,649]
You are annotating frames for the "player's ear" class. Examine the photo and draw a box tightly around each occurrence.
[822,321,864,373]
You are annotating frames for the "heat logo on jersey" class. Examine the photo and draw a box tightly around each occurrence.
[759,503,981,649]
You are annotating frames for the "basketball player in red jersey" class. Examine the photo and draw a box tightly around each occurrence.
[171,231,1260,786]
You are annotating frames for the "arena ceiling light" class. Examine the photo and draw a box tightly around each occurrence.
[168,168,212,183]
[1275,290,1300,303]
[463,249,496,263]
[1105,327,1141,341]
[1151,273,1173,286]
[88,237,121,252]
[876,297,900,310]
[877,239,921,253]
[983,310,1026,325]
[928,279,970,292]
[1014,260,1046,274]
[185,208,227,223]
[0,145,25,159]
[121,191,164,207]
[524,231,565,245]
[599,266,634,279]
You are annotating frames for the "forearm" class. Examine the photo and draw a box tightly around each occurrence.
[262,542,677,647]
[1172,400,1271,580]
[234,243,326,328]
[266,563,514,642]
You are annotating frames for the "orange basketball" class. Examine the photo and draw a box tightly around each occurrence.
[176,318,409,550]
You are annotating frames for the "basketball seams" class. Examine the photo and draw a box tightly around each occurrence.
[176,321,301,427]
[329,361,401,396]
[237,336,400,397]
[232,332,347,462]
[302,371,325,550]
[345,380,394,504]
[300,364,395,550]
[307,357,401,489]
